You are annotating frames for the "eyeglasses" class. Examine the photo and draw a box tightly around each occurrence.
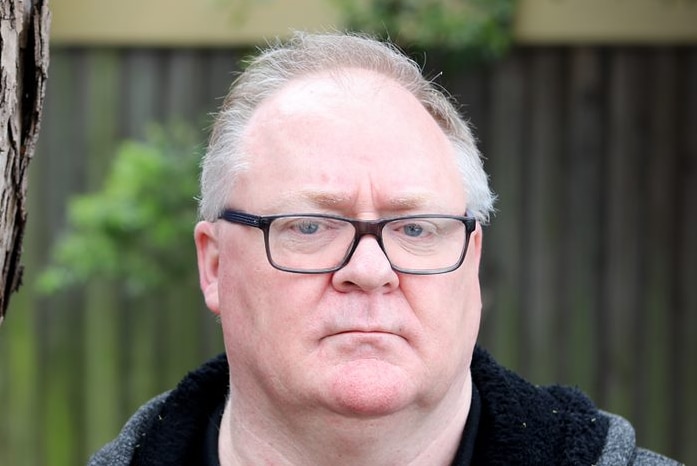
[218,210,476,275]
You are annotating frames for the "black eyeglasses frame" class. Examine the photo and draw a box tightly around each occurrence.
[217,209,476,275]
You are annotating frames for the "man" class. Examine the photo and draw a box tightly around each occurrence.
[90,32,681,465]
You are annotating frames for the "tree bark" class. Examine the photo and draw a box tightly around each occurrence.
[0,0,50,325]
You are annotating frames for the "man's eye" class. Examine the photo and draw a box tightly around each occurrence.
[295,221,320,235]
[402,223,424,237]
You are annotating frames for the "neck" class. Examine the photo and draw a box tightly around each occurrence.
[218,372,472,466]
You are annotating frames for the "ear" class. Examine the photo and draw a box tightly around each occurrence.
[469,222,483,271]
[194,221,221,315]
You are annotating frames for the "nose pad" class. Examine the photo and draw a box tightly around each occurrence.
[347,235,391,266]
[332,236,399,292]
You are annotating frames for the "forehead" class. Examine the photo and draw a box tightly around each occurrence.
[247,69,439,133]
[233,69,466,213]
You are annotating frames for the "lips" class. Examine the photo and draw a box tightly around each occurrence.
[331,329,393,336]
[323,328,406,342]
[318,300,409,342]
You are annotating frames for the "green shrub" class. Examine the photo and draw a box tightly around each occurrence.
[336,0,518,63]
[38,123,202,296]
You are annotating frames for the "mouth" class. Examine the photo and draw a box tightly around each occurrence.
[324,329,405,341]
[319,330,409,362]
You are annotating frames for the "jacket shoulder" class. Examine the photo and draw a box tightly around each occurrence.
[88,391,170,466]
[597,412,683,466]
[633,448,684,466]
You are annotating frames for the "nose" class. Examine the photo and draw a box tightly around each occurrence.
[331,236,399,293]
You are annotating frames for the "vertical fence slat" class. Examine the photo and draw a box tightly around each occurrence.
[483,51,527,369]
[602,48,647,419]
[521,47,564,384]
[673,48,697,465]
[121,49,164,139]
[118,49,164,418]
[80,49,124,457]
[163,49,206,123]
[640,47,680,454]
[561,47,605,393]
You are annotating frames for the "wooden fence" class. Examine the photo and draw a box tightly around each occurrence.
[1,45,695,465]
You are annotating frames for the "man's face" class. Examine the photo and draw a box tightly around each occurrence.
[195,70,483,421]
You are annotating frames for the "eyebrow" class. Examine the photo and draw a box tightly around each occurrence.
[268,189,434,213]
[298,190,352,208]
[387,193,431,210]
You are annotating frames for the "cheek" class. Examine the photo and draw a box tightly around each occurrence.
[217,247,329,349]
[401,270,481,354]
[216,240,271,348]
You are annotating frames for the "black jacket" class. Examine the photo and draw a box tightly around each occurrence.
[89,347,682,465]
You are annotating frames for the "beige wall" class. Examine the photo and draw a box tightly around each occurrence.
[51,0,697,46]
[514,0,697,44]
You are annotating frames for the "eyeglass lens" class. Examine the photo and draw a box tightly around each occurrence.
[266,216,467,273]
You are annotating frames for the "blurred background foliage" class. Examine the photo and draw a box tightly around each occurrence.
[37,123,202,297]
[337,0,516,62]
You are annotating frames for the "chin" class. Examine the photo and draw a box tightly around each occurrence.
[325,359,416,417]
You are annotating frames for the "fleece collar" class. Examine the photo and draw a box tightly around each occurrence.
[132,347,609,465]
[469,346,609,465]
[132,353,229,465]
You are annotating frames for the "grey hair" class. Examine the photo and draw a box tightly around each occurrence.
[199,31,496,223]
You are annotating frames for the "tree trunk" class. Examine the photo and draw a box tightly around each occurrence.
[0,0,50,325]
